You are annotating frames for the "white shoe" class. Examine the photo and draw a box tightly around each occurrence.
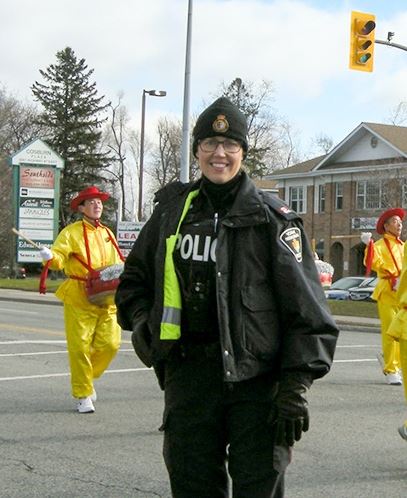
[398,424,407,441]
[90,389,97,402]
[385,372,403,385]
[77,396,95,413]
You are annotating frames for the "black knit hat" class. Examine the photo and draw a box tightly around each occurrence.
[192,97,248,157]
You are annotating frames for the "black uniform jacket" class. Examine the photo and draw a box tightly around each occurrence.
[116,172,339,383]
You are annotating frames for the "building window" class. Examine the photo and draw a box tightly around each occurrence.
[289,186,305,213]
[335,182,343,211]
[356,180,382,210]
[318,184,325,213]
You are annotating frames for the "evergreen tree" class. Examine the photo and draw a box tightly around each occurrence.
[32,47,112,226]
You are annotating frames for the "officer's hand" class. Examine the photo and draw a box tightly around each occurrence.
[361,232,372,245]
[39,246,53,261]
[269,374,312,447]
[131,319,153,368]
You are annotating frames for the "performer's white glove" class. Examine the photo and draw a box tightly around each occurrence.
[361,232,372,245]
[39,246,53,261]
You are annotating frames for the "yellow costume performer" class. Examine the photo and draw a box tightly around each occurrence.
[387,240,407,440]
[39,186,124,413]
[363,208,405,385]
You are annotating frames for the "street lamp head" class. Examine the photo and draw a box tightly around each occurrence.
[145,89,167,97]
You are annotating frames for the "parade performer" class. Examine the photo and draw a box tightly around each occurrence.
[39,186,124,413]
[361,208,405,385]
[115,97,339,497]
[387,240,407,440]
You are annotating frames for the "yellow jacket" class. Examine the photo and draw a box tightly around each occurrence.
[387,243,407,340]
[48,220,122,308]
[364,233,404,305]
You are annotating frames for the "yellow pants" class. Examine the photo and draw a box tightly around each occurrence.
[401,339,407,402]
[377,300,400,374]
[64,303,121,398]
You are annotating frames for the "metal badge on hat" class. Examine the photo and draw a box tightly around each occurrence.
[212,114,229,134]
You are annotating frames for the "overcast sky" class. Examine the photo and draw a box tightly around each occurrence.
[2,0,407,158]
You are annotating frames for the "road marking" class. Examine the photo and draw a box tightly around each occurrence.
[0,323,64,336]
[0,307,40,314]
[0,351,67,357]
[0,347,134,357]
[0,367,151,382]
[0,340,67,344]
[333,359,377,363]
[336,345,379,348]
[0,339,132,345]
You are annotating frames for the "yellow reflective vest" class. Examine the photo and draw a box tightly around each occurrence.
[160,189,200,340]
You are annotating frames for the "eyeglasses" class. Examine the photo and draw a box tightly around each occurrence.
[199,138,242,153]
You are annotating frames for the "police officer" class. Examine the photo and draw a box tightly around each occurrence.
[116,97,339,497]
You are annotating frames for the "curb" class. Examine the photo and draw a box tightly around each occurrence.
[0,292,381,333]
[335,322,380,334]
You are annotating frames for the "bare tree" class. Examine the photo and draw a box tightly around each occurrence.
[387,101,407,125]
[0,86,45,273]
[148,117,182,190]
[218,78,301,176]
[310,132,334,155]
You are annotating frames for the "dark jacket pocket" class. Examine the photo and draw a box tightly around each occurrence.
[241,284,280,359]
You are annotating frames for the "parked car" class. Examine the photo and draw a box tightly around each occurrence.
[349,277,378,301]
[324,276,374,300]
[0,264,26,279]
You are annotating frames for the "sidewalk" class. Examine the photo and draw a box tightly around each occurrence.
[0,288,381,333]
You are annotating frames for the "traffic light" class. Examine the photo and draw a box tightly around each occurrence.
[349,11,376,72]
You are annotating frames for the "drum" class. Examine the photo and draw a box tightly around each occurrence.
[85,263,124,306]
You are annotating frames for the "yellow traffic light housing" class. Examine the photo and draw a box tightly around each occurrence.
[349,11,376,72]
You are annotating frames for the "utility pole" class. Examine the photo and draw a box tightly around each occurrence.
[180,0,193,184]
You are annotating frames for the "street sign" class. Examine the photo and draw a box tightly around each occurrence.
[10,139,64,263]
[116,221,145,258]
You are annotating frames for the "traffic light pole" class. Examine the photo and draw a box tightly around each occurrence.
[375,39,407,52]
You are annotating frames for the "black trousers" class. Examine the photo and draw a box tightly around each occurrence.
[161,342,289,498]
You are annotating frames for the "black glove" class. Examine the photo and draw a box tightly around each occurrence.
[269,373,312,447]
[131,318,153,368]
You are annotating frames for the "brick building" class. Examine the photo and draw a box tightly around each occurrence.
[267,122,407,280]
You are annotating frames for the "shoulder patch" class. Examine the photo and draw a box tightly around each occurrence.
[280,227,302,262]
[259,191,300,221]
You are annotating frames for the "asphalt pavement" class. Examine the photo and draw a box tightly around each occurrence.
[1,297,405,498]
[0,287,381,333]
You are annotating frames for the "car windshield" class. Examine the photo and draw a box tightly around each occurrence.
[330,277,365,290]
[358,277,377,288]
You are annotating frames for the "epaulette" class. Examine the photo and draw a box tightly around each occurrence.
[259,190,301,221]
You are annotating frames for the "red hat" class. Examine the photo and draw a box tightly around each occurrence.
[70,186,110,211]
[376,207,405,234]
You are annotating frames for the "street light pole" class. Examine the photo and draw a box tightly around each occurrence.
[138,89,166,221]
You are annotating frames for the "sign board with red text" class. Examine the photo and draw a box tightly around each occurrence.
[10,139,64,263]
[116,221,145,258]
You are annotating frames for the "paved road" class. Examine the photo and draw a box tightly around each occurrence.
[0,297,405,497]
